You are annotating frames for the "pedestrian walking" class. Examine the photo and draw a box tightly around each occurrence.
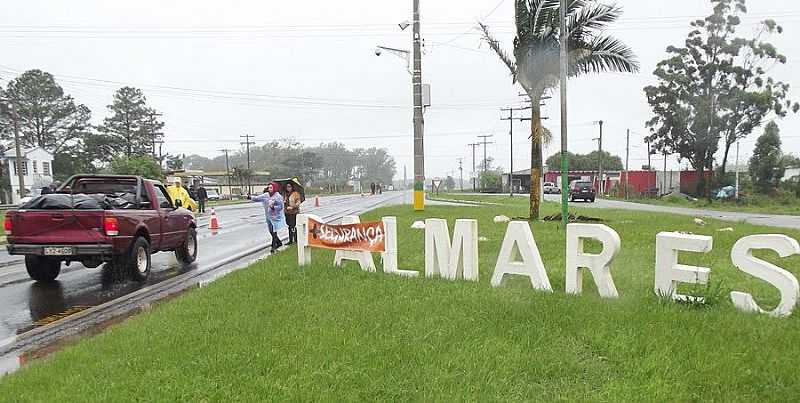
[197,184,208,213]
[283,182,302,245]
[370,182,375,195]
[251,182,286,252]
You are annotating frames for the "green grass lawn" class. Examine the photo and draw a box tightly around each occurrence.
[2,199,800,400]
[610,193,800,216]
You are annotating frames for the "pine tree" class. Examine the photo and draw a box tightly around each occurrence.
[748,122,784,193]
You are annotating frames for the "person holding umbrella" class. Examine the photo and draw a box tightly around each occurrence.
[251,182,286,252]
[283,182,302,245]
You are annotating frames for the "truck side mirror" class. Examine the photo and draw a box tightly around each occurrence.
[174,199,183,208]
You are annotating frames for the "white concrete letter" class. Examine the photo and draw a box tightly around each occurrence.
[333,216,376,272]
[424,218,479,281]
[566,223,621,298]
[654,232,713,302]
[491,221,551,291]
[730,234,800,317]
[297,214,321,266]
[381,216,419,277]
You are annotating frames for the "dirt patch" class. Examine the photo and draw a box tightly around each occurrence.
[542,213,605,223]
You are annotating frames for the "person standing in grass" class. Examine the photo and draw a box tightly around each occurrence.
[251,182,286,252]
[283,182,302,245]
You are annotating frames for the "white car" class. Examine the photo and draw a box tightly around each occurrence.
[543,182,561,194]
[206,188,221,201]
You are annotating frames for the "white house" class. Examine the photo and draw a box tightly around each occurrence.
[785,166,800,182]
[4,147,55,204]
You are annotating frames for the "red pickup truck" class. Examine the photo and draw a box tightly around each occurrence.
[5,175,198,283]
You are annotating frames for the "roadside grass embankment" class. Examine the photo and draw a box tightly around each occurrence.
[610,192,800,216]
[1,198,800,400]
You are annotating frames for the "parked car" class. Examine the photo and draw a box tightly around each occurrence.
[5,175,198,283]
[206,188,221,201]
[569,180,596,202]
[543,182,561,194]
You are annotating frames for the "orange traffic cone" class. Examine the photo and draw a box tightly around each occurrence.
[315,196,320,207]
[210,208,220,230]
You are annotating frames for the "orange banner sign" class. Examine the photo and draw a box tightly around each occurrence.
[307,218,386,252]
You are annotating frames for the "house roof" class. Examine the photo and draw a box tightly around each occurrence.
[3,146,52,159]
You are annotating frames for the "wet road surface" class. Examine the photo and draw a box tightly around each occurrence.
[0,192,405,344]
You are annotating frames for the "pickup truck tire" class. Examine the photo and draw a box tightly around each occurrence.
[175,228,198,264]
[125,237,152,282]
[25,256,61,283]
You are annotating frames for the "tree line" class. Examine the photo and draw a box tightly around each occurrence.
[180,140,396,192]
[0,69,396,195]
[0,69,166,184]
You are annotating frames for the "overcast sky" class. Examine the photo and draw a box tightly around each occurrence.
[1,0,798,180]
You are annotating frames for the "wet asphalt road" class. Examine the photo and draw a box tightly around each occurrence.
[0,192,405,343]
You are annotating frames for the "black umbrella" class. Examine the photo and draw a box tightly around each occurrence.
[274,178,305,202]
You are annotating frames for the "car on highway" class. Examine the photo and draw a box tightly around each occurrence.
[543,182,561,194]
[5,175,198,283]
[569,180,596,202]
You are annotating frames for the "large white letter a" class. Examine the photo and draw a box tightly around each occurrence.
[491,221,552,291]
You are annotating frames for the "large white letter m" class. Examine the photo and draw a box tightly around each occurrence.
[425,218,479,281]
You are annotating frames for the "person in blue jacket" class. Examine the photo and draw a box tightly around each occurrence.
[251,182,287,252]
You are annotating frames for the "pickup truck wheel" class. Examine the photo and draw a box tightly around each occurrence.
[175,228,198,264]
[25,256,61,283]
[128,237,152,282]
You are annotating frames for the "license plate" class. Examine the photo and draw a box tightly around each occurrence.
[44,247,74,256]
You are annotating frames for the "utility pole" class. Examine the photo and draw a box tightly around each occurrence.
[646,138,652,170]
[412,0,426,211]
[468,143,479,191]
[9,104,26,202]
[147,111,163,159]
[240,135,255,195]
[403,165,407,189]
[219,148,232,193]
[457,158,464,191]
[593,120,604,195]
[477,135,494,192]
[559,0,569,228]
[625,129,630,200]
[735,141,740,200]
[663,151,668,195]
[501,105,532,197]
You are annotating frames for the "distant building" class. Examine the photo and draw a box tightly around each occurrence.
[4,147,55,204]
[784,166,800,182]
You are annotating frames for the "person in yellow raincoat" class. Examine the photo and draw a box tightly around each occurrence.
[167,177,198,212]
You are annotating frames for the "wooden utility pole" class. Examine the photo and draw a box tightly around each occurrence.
[625,129,630,200]
[468,143,479,191]
[477,135,494,192]
[240,134,255,194]
[457,158,464,191]
[501,105,531,197]
[593,120,604,195]
[10,104,26,202]
[219,148,232,191]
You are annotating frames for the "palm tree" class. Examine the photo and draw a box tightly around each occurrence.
[480,0,639,219]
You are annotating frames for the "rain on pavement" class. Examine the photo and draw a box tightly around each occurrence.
[0,192,405,346]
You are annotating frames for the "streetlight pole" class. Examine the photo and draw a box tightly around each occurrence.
[412,0,425,210]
